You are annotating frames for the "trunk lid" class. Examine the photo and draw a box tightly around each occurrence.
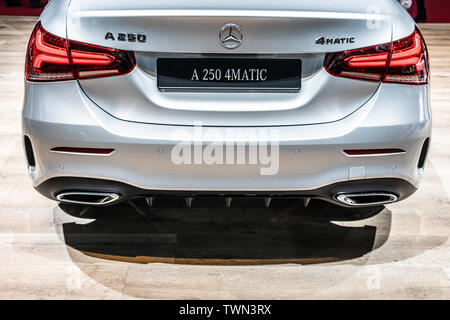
[67,0,395,127]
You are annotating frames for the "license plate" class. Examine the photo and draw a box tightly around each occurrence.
[157,58,302,91]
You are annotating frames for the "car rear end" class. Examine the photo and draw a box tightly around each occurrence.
[22,0,431,208]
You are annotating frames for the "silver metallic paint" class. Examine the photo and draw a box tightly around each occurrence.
[25,0,431,201]
[23,80,431,192]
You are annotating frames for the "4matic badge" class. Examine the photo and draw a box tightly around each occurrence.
[315,36,355,45]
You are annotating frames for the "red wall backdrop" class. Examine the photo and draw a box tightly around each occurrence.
[410,0,450,22]
[1,1,450,22]
[0,0,47,16]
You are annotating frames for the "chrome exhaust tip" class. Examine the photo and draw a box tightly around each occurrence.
[336,192,398,207]
[56,192,121,206]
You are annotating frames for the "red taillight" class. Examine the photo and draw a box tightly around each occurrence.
[26,23,73,81]
[25,22,136,82]
[384,30,429,84]
[69,40,136,80]
[324,43,390,82]
[324,28,429,85]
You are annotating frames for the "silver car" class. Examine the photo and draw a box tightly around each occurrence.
[22,0,431,208]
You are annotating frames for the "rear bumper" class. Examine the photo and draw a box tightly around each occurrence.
[23,80,431,206]
[36,177,417,208]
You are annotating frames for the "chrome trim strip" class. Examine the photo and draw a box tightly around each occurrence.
[336,192,398,206]
[158,88,301,93]
[56,192,121,206]
[72,10,387,21]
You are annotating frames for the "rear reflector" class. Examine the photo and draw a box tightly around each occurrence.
[50,147,115,155]
[26,22,136,82]
[324,28,429,85]
[343,149,406,156]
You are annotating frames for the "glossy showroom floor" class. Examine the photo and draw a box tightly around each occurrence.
[0,16,450,299]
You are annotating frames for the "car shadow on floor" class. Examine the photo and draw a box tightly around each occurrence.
[58,198,390,265]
